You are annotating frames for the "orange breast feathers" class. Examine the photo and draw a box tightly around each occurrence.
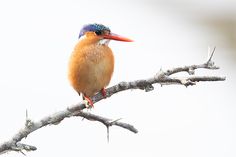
[68,36,114,97]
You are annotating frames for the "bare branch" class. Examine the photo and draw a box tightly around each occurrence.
[0,52,226,154]
[0,109,137,154]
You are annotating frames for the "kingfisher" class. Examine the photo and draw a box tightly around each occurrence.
[68,23,133,107]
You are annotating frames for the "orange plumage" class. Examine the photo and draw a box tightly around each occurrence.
[68,32,114,97]
[68,24,132,106]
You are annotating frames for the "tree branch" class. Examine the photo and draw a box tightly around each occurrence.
[0,50,225,154]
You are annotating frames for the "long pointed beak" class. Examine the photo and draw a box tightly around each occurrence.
[103,33,133,42]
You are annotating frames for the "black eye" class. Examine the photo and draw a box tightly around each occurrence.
[95,31,102,35]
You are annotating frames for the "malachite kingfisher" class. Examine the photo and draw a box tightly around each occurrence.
[68,23,133,107]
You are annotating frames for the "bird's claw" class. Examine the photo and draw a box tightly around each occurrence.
[83,96,94,108]
[101,88,107,98]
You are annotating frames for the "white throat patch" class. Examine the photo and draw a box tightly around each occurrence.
[98,39,110,45]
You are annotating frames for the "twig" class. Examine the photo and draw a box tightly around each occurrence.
[0,51,225,154]
[75,111,126,142]
[74,111,137,133]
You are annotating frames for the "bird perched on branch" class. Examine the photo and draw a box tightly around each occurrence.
[68,23,133,107]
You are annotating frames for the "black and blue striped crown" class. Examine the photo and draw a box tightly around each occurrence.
[79,23,110,38]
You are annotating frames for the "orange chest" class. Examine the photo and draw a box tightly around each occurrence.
[71,42,114,67]
[68,41,115,96]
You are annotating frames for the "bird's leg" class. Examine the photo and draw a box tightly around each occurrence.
[101,88,107,98]
[82,95,94,108]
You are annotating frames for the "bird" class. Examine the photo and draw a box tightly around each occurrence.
[68,23,133,107]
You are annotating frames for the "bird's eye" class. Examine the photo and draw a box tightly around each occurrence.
[95,31,102,35]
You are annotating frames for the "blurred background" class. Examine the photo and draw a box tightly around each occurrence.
[0,0,235,156]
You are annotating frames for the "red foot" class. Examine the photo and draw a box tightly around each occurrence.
[101,88,107,98]
[83,95,94,108]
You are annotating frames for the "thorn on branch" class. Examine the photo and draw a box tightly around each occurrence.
[205,46,219,69]
[155,69,166,79]
[207,46,216,64]
[20,150,26,156]
[106,126,109,142]
[103,118,122,142]
[25,110,34,129]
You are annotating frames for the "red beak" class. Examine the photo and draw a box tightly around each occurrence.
[103,33,133,42]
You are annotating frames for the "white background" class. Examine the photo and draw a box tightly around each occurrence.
[0,0,235,156]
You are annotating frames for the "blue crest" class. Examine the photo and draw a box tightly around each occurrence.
[79,23,110,38]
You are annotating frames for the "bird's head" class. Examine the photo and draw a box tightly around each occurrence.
[78,23,133,44]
